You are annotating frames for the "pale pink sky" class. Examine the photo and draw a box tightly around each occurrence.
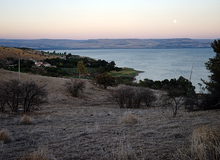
[0,0,220,39]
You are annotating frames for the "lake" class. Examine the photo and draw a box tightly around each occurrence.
[45,48,215,93]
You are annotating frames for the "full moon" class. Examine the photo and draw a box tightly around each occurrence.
[174,20,177,23]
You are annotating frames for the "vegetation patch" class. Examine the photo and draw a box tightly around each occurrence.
[120,112,139,125]
[20,147,54,160]
[108,67,142,77]
[20,115,32,125]
[0,128,11,143]
[191,124,220,160]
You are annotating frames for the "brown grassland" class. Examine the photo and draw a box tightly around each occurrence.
[0,47,58,60]
[0,69,220,160]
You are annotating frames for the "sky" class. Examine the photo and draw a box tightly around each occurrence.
[0,0,220,39]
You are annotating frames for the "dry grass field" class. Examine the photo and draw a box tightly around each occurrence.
[0,69,220,160]
[0,47,58,60]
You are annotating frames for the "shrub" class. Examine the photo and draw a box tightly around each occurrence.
[198,94,220,110]
[0,129,11,143]
[96,74,116,89]
[142,89,157,107]
[21,81,48,112]
[20,147,54,160]
[111,85,134,108]
[191,125,220,160]
[133,87,156,108]
[120,112,138,125]
[20,115,32,125]
[0,80,21,112]
[64,78,86,97]
[111,85,156,108]
[160,89,186,117]
[0,79,48,113]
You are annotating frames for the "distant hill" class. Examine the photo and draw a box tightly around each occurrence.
[0,38,213,50]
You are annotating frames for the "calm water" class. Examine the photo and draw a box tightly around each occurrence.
[45,48,215,93]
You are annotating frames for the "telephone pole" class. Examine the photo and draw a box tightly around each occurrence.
[18,53,20,83]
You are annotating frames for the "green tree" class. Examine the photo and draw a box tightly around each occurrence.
[96,74,115,89]
[201,39,220,109]
[202,39,220,95]
[77,61,87,78]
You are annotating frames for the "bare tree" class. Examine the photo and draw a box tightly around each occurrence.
[111,85,134,108]
[0,80,21,112]
[0,89,6,112]
[141,88,157,107]
[21,81,47,112]
[0,79,47,113]
[111,85,156,108]
[64,78,86,97]
[160,90,185,117]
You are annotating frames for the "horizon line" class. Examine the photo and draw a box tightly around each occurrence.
[0,38,218,40]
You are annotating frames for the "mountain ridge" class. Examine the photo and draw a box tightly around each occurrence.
[0,38,213,50]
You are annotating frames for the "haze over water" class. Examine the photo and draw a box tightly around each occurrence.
[47,48,214,93]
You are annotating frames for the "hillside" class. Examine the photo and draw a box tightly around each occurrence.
[0,38,213,50]
[0,46,59,61]
[0,69,220,159]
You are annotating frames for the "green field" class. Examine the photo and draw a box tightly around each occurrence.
[108,68,143,77]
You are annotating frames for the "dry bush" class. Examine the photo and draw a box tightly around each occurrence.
[133,87,156,108]
[20,147,54,160]
[110,140,136,160]
[20,115,32,125]
[111,85,156,108]
[0,79,47,113]
[160,90,186,117]
[111,85,133,108]
[0,129,11,143]
[120,112,138,125]
[64,78,85,97]
[191,125,220,160]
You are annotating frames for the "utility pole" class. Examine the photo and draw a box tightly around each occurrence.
[189,63,194,82]
[18,53,20,83]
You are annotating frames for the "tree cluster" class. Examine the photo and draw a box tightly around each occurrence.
[138,76,195,93]
[0,80,47,113]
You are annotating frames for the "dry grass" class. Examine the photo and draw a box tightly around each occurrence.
[120,112,139,125]
[0,46,59,61]
[110,140,136,160]
[20,115,32,125]
[1,69,220,159]
[20,147,54,160]
[178,124,220,160]
[191,124,220,160]
[0,128,11,143]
